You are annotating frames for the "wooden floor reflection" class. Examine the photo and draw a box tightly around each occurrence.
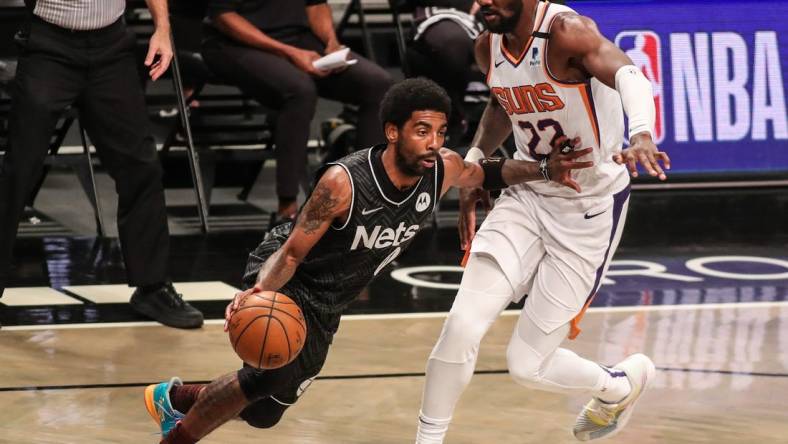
[2,303,787,443]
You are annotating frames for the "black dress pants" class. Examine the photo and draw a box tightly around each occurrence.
[0,17,170,294]
[201,32,393,200]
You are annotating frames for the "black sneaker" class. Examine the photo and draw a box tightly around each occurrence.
[130,283,204,329]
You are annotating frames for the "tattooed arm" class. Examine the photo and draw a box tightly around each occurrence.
[253,166,352,291]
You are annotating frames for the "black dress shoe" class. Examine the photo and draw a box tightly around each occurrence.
[130,283,204,329]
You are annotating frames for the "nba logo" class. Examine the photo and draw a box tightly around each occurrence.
[615,31,665,143]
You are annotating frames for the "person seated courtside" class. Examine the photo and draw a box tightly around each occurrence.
[201,0,394,223]
[405,0,483,146]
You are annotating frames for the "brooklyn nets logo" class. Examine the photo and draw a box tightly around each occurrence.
[415,192,431,212]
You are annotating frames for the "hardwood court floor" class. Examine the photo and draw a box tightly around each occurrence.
[2,303,787,444]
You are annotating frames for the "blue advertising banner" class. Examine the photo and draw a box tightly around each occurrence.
[571,0,788,175]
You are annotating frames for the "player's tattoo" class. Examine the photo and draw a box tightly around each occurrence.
[298,182,338,234]
[182,372,248,438]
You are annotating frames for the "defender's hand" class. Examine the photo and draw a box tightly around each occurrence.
[458,186,491,251]
[546,135,594,193]
[613,132,671,180]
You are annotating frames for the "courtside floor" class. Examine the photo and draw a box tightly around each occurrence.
[2,294,788,443]
[2,227,788,443]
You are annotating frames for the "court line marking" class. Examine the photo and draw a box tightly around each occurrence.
[3,300,788,331]
[0,366,786,393]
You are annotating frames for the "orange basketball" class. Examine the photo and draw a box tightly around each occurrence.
[228,291,307,369]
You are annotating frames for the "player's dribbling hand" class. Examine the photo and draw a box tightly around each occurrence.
[547,135,595,193]
[458,187,491,251]
[613,132,671,180]
[224,286,260,332]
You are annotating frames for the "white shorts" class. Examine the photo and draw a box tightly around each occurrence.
[470,183,630,334]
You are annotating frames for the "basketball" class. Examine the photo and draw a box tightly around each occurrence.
[227,291,307,369]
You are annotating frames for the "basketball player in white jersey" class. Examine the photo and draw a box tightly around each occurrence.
[416,0,671,442]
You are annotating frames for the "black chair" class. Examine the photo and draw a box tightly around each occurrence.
[389,1,488,102]
[0,3,106,236]
[336,0,382,62]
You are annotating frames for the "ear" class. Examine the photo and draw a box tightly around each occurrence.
[384,122,399,144]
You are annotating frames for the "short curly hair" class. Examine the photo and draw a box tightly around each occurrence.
[379,78,452,129]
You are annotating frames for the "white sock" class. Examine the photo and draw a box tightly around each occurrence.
[416,412,452,444]
[595,364,632,403]
[507,315,632,403]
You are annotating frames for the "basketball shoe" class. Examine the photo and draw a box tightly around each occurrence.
[573,354,656,441]
[145,377,185,437]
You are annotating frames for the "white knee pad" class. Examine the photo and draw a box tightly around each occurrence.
[429,291,490,364]
[429,253,516,364]
[506,330,547,388]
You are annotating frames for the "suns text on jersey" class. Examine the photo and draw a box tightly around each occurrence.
[491,83,566,115]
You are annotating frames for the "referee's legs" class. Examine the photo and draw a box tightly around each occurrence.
[78,30,202,328]
[78,52,170,289]
[0,36,83,296]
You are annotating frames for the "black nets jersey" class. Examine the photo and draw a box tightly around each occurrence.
[244,145,444,341]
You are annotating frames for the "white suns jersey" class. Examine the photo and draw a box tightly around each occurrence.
[487,0,629,198]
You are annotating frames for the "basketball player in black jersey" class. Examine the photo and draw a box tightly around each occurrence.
[146,78,595,444]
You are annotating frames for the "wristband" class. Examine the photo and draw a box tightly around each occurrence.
[539,158,550,182]
[479,158,508,190]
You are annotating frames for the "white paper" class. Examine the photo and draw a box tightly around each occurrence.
[312,47,358,71]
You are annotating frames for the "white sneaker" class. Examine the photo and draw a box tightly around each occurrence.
[573,353,656,441]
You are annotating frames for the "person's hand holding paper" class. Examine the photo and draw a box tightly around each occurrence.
[312,47,358,72]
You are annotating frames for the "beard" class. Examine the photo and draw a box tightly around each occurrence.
[480,3,523,34]
[395,140,433,178]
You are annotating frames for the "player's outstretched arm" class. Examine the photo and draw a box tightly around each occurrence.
[441,136,594,194]
[551,14,670,180]
[446,136,594,249]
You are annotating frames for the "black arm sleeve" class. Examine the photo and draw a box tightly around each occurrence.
[305,0,327,5]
